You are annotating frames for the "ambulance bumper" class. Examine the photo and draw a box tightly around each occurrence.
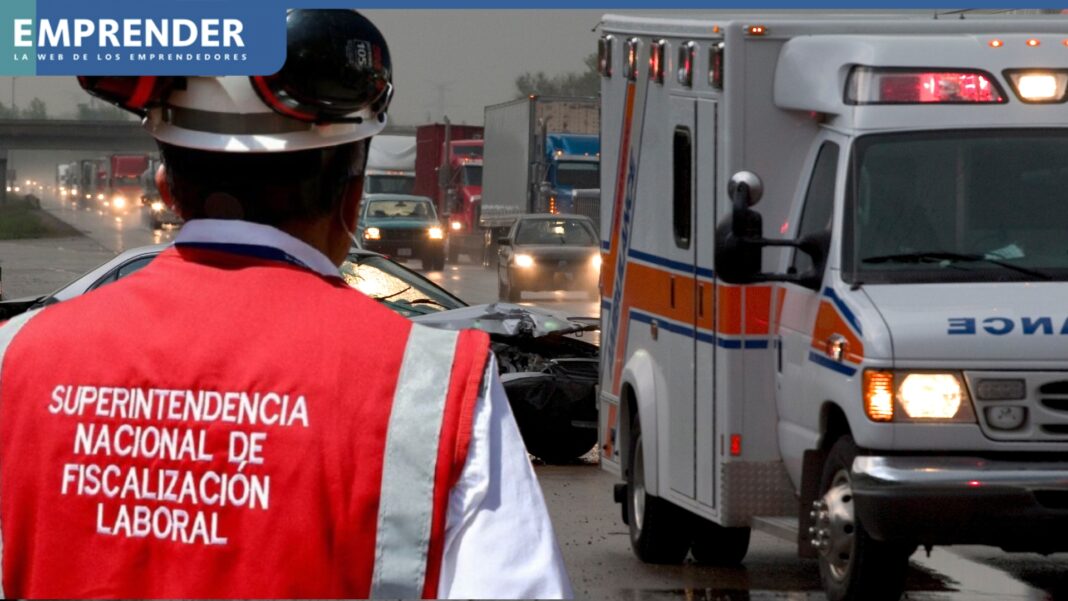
[851,455,1068,552]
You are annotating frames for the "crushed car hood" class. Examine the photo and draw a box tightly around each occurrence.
[411,302,597,340]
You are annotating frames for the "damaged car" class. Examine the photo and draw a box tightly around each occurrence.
[410,303,599,463]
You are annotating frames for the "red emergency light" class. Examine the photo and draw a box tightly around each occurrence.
[676,41,695,87]
[598,35,614,77]
[846,67,1006,105]
[709,42,725,90]
[625,38,640,81]
[649,39,666,84]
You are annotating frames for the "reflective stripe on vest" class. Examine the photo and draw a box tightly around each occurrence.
[0,309,41,599]
[370,324,461,598]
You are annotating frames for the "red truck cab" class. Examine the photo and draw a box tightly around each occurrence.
[414,124,484,263]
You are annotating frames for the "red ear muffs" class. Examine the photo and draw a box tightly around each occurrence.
[77,76,179,115]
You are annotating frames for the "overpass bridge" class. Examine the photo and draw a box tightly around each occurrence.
[0,118,416,192]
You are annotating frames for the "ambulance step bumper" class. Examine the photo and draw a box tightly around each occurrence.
[851,456,1068,552]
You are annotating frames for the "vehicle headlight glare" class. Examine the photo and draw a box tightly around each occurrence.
[898,373,964,419]
[97,193,105,200]
[428,226,444,240]
[591,254,603,269]
[450,221,463,231]
[150,201,165,212]
[364,227,381,241]
[112,196,126,209]
[514,254,535,268]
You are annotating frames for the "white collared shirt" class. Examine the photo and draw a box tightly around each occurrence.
[175,220,573,599]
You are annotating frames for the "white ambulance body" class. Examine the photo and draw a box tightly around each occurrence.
[598,14,1068,600]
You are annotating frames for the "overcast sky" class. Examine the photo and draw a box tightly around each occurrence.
[1,10,620,126]
[1,9,1013,127]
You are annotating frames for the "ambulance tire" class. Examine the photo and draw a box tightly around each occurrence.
[626,426,691,564]
[690,519,750,566]
[817,436,911,601]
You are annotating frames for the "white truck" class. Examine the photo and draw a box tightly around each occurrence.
[481,96,600,261]
[364,134,416,195]
[597,14,1068,601]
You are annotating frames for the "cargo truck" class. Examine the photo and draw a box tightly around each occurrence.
[481,96,600,266]
[413,122,484,263]
[104,154,150,215]
[598,13,1068,601]
[365,135,417,195]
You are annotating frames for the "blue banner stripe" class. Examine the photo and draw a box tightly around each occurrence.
[628,248,715,279]
[808,351,858,377]
[630,309,768,350]
[822,287,862,335]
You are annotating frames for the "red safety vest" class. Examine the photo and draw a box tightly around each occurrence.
[0,246,489,598]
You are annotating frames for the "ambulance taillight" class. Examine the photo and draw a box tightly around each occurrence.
[649,39,666,84]
[1004,70,1068,103]
[846,67,1005,104]
[676,41,695,87]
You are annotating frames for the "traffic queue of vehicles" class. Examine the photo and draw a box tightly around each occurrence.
[596,13,1068,601]
[57,153,151,216]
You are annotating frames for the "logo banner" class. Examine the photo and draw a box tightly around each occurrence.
[0,0,285,75]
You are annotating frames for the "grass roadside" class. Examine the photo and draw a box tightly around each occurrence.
[0,196,82,240]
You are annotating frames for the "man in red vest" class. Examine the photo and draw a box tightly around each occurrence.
[0,10,571,599]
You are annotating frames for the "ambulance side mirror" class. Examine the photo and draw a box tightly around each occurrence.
[716,171,825,286]
[715,172,765,283]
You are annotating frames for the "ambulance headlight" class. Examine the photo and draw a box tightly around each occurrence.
[1005,69,1068,103]
[863,370,975,422]
[898,373,967,419]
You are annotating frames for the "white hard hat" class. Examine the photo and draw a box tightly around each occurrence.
[79,10,393,153]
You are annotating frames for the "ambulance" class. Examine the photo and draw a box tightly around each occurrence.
[597,14,1068,601]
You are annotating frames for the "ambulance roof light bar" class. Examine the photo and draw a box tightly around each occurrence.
[598,35,613,78]
[625,37,640,82]
[649,39,665,84]
[1004,69,1068,103]
[846,66,1006,105]
[677,41,695,87]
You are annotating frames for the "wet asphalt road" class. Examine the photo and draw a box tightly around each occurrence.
[7,194,1068,600]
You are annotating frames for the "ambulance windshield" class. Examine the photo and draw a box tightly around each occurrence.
[844,129,1068,284]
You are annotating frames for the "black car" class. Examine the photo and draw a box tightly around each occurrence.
[497,215,601,301]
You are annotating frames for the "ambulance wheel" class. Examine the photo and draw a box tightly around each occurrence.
[691,518,750,566]
[816,436,911,601]
[626,425,691,564]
